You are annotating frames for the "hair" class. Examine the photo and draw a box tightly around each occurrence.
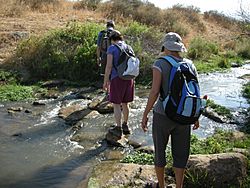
[106,20,115,28]
[110,34,123,41]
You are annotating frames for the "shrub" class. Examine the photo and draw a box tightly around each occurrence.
[0,69,19,84]
[100,0,142,19]
[73,0,101,10]
[171,4,205,32]
[17,0,59,10]
[0,0,24,17]
[187,37,219,60]
[236,37,250,59]
[203,10,239,29]
[0,84,34,101]
[206,99,233,119]
[134,3,162,26]
[12,22,101,84]
[242,82,250,101]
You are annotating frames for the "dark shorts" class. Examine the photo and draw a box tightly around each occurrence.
[152,112,191,168]
[109,77,134,104]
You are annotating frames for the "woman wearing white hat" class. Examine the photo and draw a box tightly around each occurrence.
[141,32,200,188]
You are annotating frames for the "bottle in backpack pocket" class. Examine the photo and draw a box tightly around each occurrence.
[201,95,208,110]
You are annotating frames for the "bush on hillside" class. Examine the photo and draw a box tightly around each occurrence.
[171,4,206,32]
[160,10,189,36]
[204,10,239,29]
[134,3,163,26]
[119,22,163,83]
[0,0,24,17]
[187,37,219,60]
[236,37,250,59]
[18,0,59,10]
[73,0,101,10]
[99,0,143,19]
[11,22,101,84]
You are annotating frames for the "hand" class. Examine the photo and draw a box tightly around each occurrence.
[103,81,110,91]
[141,115,148,132]
[193,121,200,130]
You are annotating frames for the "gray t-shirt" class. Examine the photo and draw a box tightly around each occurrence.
[153,55,198,116]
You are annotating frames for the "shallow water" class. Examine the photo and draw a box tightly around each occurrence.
[0,64,249,187]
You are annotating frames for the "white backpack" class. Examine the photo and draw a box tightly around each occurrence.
[114,44,140,80]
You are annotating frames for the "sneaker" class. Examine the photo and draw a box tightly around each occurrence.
[122,122,130,135]
[109,126,122,138]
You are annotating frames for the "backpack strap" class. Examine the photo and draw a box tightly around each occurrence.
[160,55,180,68]
[159,55,181,95]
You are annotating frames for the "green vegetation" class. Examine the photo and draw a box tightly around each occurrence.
[0,84,34,101]
[121,151,154,165]
[243,82,250,101]
[121,130,250,187]
[0,69,46,101]
[242,82,250,134]
[236,37,250,59]
[0,69,18,84]
[12,22,101,84]
[206,99,233,119]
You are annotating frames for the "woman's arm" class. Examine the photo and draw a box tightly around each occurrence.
[103,54,113,91]
[141,68,162,132]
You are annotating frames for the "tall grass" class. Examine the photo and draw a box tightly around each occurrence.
[187,37,219,60]
[11,22,101,84]
[236,37,250,59]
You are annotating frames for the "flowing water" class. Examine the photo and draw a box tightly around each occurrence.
[0,64,249,187]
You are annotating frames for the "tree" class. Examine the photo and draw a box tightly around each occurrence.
[238,0,250,23]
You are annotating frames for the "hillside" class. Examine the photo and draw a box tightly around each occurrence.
[0,1,241,65]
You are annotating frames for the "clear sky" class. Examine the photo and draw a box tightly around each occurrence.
[147,0,249,16]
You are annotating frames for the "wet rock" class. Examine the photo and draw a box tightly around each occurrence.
[59,104,92,125]
[33,101,46,106]
[41,79,67,88]
[232,148,250,156]
[136,145,154,154]
[11,31,29,40]
[87,161,158,188]
[71,121,84,131]
[105,132,128,147]
[239,74,250,80]
[84,110,100,119]
[128,139,142,149]
[96,101,113,114]
[71,131,106,143]
[41,89,60,99]
[102,150,125,161]
[202,107,230,123]
[7,107,23,112]
[75,87,97,99]
[232,131,246,141]
[231,62,241,68]
[88,95,106,109]
[186,153,248,187]
[24,109,32,113]
[12,133,22,137]
[59,104,87,119]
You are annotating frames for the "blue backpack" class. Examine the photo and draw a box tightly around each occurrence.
[160,56,203,125]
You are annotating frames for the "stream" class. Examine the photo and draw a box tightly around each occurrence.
[0,64,249,188]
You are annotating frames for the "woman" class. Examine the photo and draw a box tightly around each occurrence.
[103,30,134,138]
[141,32,200,188]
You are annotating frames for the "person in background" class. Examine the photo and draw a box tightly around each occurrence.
[103,30,134,138]
[141,32,200,188]
[96,20,115,76]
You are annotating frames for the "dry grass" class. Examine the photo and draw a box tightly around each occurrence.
[0,0,104,62]
[0,0,242,63]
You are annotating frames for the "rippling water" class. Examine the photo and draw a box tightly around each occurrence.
[0,64,249,187]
